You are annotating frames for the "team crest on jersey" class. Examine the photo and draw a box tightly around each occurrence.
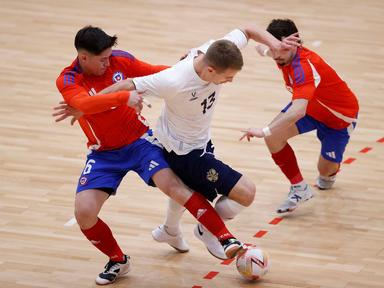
[206,168,219,182]
[79,176,88,185]
[112,71,124,83]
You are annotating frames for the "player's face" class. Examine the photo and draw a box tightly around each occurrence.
[211,68,239,84]
[83,48,112,76]
[273,47,296,66]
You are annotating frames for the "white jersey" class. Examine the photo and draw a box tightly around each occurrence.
[133,29,248,155]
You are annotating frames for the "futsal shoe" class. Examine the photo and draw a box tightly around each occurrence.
[194,223,228,259]
[277,184,314,213]
[316,175,336,190]
[96,255,131,285]
[221,237,247,259]
[152,225,189,253]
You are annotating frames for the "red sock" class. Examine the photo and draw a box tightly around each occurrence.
[81,218,125,262]
[184,192,233,242]
[271,143,303,185]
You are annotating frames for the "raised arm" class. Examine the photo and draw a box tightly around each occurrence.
[242,24,300,55]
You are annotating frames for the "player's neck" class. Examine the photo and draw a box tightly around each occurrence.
[193,55,210,82]
[286,47,299,66]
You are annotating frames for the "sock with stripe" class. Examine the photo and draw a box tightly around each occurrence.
[81,218,125,262]
[184,192,233,241]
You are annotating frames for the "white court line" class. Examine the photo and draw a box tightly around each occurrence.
[64,217,77,227]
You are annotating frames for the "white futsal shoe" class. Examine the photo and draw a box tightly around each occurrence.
[96,255,131,285]
[194,223,228,260]
[151,225,189,253]
[316,175,337,190]
[277,184,314,213]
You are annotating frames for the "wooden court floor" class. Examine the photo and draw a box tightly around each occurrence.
[0,0,383,287]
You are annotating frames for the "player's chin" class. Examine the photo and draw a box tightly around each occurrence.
[97,68,107,76]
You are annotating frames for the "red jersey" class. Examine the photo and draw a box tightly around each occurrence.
[56,50,168,151]
[280,47,359,129]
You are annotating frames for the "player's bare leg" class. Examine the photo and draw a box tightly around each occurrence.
[152,168,246,259]
[264,117,314,213]
[194,175,255,259]
[75,190,130,285]
[316,155,340,190]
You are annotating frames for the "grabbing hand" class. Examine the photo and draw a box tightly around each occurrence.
[270,32,302,59]
[52,101,83,125]
[280,32,301,49]
[239,128,265,141]
[128,90,144,113]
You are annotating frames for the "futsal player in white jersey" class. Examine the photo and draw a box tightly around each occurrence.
[98,25,300,260]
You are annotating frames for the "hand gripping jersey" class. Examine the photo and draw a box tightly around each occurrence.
[56,50,168,150]
[133,29,248,155]
[280,47,359,130]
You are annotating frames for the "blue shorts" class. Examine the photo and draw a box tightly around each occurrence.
[163,141,242,202]
[76,130,169,194]
[282,103,356,163]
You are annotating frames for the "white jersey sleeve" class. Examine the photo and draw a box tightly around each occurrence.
[132,67,178,99]
[221,29,248,50]
[191,29,248,57]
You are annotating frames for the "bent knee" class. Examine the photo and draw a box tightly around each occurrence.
[243,181,256,206]
[74,203,99,229]
[233,177,256,207]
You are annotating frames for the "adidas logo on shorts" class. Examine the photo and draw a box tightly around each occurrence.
[149,160,159,171]
[325,151,336,159]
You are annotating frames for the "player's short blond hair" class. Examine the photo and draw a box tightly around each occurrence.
[204,39,243,72]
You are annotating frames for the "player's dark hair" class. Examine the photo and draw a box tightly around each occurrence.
[267,19,299,41]
[74,26,117,55]
[204,39,243,72]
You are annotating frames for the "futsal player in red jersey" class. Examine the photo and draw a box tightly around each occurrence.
[55,26,245,285]
[241,19,359,213]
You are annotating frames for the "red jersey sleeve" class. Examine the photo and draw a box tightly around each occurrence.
[56,72,130,114]
[290,54,316,101]
[111,50,169,77]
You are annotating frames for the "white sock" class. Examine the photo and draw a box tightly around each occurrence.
[164,198,186,236]
[214,196,246,221]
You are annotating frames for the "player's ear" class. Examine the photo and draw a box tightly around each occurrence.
[78,50,88,61]
[207,66,215,73]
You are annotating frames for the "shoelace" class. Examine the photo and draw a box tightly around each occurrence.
[104,262,121,273]
[104,256,127,273]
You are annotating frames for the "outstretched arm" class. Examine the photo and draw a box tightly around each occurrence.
[98,78,136,95]
[240,99,307,141]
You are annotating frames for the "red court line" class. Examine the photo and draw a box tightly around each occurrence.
[221,258,236,265]
[254,230,268,238]
[192,286,202,288]
[343,157,356,164]
[377,137,384,143]
[359,147,372,153]
[269,217,283,225]
[203,271,219,279]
